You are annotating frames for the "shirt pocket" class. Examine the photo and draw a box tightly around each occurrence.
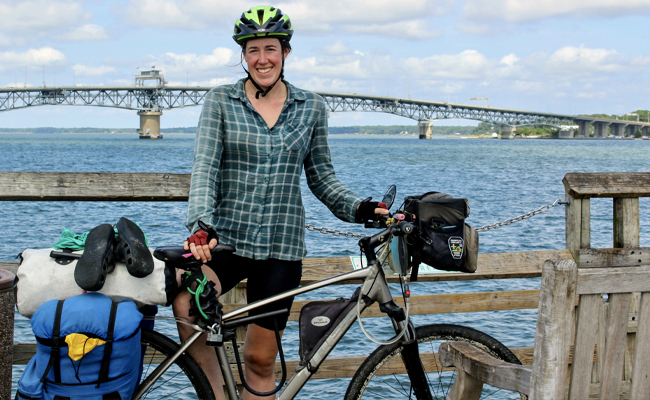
[280,121,312,153]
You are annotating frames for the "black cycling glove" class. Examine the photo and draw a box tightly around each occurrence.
[355,197,387,223]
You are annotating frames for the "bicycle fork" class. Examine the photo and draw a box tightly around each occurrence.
[383,300,433,400]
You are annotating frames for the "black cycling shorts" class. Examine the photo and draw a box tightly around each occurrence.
[206,252,302,331]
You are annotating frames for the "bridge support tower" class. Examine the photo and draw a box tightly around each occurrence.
[138,111,163,139]
[609,122,627,138]
[577,120,591,137]
[418,121,433,140]
[625,124,639,138]
[642,127,649,138]
[593,121,610,138]
[558,127,574,138]
[500,126,516,139]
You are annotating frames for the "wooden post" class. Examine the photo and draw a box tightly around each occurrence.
[565,191,590,260]
[0,269,15,400]
[613,197,641,382]
[529,259,577,400]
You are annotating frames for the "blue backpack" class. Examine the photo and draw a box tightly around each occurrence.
[16,293,143,400]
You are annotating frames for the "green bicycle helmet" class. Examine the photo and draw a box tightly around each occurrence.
[233,5,293,46]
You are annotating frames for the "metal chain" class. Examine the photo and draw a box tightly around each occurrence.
[305,224,368,239]
[305,199,569,238]
[475,199,568,232]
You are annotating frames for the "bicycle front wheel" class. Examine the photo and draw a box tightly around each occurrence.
[344,323,525,400]
[136,328,215,400]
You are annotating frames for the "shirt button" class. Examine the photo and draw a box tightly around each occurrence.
[260,201,265,206]
[263,178,268,183]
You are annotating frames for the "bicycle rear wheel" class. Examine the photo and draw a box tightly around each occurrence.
[344,323,525,400]
[136,328,215,400]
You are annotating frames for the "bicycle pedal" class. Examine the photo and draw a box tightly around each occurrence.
[206,331,223,347]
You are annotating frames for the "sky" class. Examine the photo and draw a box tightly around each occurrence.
[1,0,649,129]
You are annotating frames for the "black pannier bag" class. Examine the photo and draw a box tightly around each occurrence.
[298,287,361,372]
[403,192,479,278]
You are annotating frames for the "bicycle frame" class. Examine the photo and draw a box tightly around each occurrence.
[134,223,431,400]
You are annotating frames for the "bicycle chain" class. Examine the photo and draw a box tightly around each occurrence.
[305,199,569,238]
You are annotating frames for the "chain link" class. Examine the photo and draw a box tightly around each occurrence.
[305,224,368,239]
[475,199,568,232]
[305,199,569,238]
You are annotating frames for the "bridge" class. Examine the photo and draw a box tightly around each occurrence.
[1,83,648,140]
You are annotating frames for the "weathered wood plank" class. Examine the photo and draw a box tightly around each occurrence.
[223,289,542,321]
[577,267,650,295]
[1,249,573,282]
[563,172,650,199]
[529,259,577,400]
[629,292,650,399]
[13,342,535,380]
[566,193,590,258]
[600,293,632,399]
[614,198,640,248]
[568,294,600,399]
[439,341,531,397]
[575,248,650,268]
[0,172,191,201]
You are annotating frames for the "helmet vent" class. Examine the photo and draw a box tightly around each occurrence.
[257,9,265,25]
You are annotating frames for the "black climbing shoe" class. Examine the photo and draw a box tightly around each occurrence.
[74,224,116,291]
[114,217,154,278]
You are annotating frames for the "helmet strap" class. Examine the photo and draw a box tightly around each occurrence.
[243,41,286,100]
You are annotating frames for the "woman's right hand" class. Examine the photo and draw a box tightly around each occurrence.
[184,225,219,263]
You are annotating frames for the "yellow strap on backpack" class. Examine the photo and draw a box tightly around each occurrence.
[65,333,106,361]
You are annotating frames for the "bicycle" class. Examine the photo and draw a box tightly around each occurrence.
[133,187,524,400]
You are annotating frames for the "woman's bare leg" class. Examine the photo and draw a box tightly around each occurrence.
[242,324,283,400]
[172,265,226,400]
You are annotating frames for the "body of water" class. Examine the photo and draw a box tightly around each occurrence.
[2,133,649,398]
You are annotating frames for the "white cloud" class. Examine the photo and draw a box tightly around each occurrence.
[0,0,93,45]
[533,46,650,77]
[346,19,442,40]
[287,53,394,80]
[72,64,116,77]
[154,48,235,76]
[124,0,451,39]
[463,0,650,22]
[0,47,67,72]
[61,24,109,41]
[324,41,350,55]
[402,50,493,80]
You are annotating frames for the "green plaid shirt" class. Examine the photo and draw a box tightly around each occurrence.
[186,78,363,260]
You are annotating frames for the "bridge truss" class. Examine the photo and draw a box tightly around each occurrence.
[0,85,610,127]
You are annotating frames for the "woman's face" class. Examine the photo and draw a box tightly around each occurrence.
[243,37,288,89]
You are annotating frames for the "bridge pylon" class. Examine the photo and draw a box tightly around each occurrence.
[418,121,433,140]
[500,126,516,139]
[137,111,163,139]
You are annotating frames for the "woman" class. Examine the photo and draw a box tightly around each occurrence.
[173,6,387,399]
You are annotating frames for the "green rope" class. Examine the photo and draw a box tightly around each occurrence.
[185,272,209,320]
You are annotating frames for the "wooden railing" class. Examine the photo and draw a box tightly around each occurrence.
[2,171,647,391]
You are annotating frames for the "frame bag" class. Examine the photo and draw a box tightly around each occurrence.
[298,288,361,372]
[404,192,479,278]
[16,293,143,400]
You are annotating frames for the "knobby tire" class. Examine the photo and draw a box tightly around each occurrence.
[344,323,526,400]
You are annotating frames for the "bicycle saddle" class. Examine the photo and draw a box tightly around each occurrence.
[153,244,236,267]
